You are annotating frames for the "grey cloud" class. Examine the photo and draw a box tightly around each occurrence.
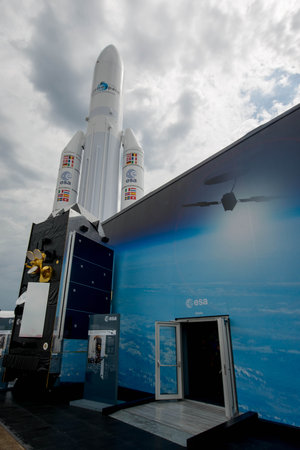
[177,89,200,118]
[291,9,300,31]
[124,88,201,172]
[0,134,38,190]
[24,3,92,131]
[246,1,300,59]
[121,2,183,74]
[123,108,159,170]
[178,3,244,73]
[162,89,200,142]
[165,120,190,140]
[123,85,160,166]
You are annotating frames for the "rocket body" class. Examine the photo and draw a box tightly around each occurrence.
[78,45,124,221]
[52,45,144,222]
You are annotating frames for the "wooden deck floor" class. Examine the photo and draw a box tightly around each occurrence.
[111,400,227,447]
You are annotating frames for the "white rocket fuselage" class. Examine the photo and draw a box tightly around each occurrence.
[78,45,124,221]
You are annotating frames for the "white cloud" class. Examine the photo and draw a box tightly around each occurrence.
[1,0,300,308]
[235,365,266,384]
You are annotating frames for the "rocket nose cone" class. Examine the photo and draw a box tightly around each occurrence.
[97,45,122,66]
[123,128,142,151]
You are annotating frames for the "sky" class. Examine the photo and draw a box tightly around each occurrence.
[1,0,300,310]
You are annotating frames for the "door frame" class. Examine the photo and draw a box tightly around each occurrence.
[155,316,238,418]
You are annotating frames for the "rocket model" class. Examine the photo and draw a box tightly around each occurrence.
[52,45,144,222]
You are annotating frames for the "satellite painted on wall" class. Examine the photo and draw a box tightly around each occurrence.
[183,172,277,211]
[52,45,144,222]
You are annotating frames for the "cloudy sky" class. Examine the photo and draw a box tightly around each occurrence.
[1,0,300,310]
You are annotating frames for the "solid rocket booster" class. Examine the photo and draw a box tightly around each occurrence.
[52,131,84,215]
[121,128,144,209]
[78,45,124,221]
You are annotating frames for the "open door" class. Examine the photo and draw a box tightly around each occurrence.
[155,317,238,419]
[155,322,183,400]
[217,317,238,418]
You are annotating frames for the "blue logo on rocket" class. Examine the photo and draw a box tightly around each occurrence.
[94,81,119,95]
[126,168,137,183]
[97,82,108,91]
[61,171,72,181]
[60,171,72,185]
[126,169,137,178]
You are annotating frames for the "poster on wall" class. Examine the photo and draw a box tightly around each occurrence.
[19,283,49,338]
[0,333,8,357]
[87,330,117,380]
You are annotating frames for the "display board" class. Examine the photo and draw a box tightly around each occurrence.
[0,314,14,390]
[19,283,49,338]
[83,314,120,405]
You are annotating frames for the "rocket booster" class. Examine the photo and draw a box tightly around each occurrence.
[52,131,84,215]
[121,128,144,209]
[52,45,144,222]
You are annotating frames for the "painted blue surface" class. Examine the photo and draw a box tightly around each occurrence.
[107,106,300,427]
[60,339,88,383]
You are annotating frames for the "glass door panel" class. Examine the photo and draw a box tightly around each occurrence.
[155,322,183,400]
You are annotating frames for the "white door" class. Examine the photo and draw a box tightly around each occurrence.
[218,317,239,418]
[155,317,238,419]
[155,322,183,400]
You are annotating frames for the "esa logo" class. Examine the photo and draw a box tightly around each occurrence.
[60,171,72,185]
[126,168,137,183]
[95,81,120,95]
[105,315,117,322]
[97,81,108,91]
[186,298,208,309]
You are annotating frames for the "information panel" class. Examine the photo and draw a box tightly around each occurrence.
[19,283,49,338]
[84,314,120,405]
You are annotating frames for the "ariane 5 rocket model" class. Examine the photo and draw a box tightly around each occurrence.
[52,45,144,221]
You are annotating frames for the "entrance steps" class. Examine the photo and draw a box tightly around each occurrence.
[110,399,227,447]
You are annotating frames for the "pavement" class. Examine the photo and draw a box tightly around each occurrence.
[0,388,299,449]
[0,389,180,450]
[0,423,25,449]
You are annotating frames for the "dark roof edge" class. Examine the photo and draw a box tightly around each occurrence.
[103,102,300,225]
